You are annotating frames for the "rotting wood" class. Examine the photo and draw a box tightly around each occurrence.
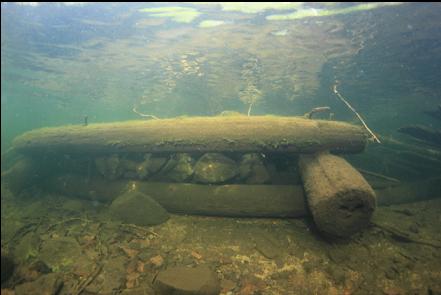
[12,116,367,155]
[299,152,376,238]
[44,174,307,218]
[40,174,440,218]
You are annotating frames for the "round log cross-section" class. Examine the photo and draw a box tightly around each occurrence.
[299,152,376,238]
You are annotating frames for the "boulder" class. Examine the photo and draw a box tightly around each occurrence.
[153,265,220,295]
[194,153,238,184]
[137,154,167,179]
[95,154,123,180]
[109,191,169,226]
[238,153,270,184]
[158,153,195,182]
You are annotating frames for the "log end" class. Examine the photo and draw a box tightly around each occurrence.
[299,152,377,238]
[311,188,376,238]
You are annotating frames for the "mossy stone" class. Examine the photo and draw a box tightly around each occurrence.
[110,191,169,226]
[194,153,238,184]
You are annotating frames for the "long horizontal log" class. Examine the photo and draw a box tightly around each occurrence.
[39,174,440,217]
[12,116,367,155]
[44,174,307,218]
[299,152,376,238]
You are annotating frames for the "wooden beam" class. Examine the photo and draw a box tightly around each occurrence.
[12,116,367,155]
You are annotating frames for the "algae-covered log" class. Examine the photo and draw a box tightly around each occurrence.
[44,174,307,218]
[12,116,367,155]
[299,152,376,238]
[133,181,307,217]
[41,174,439,219]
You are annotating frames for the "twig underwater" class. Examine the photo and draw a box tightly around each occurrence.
[304,106,331,119]
[247,101,254,116]
[132,106,160,120]
[333,81,381,143]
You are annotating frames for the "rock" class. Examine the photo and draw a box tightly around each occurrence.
[109,191,169,226]
[38,236,83,272]
[14,273,63,295]
[137,154,167,179]
[159,153,195,182]
[253,236,280,259]
[1,252,14,284]
[16,260,51,282]
[85,256,126,295]
[238,153,270,184]
[153,265,220,295]
[13,232,40,262]
[194,153,238,184]
[149,255,164,268]
[95,154,123,180]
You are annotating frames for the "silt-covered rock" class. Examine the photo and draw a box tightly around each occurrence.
[153,265,220,295]
[194,153,238,184]
[109,191,169,226]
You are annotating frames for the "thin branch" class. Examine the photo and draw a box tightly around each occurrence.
[333,82,381,143]
[132,106,159,120]
[247,101,254,117]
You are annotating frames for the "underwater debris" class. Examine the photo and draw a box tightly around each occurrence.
[398,125,441,147]
[239,57,263,116]
[299,152,376,238]
[132,106,159,120]
[304,106,331,119]
[333,81,381,143]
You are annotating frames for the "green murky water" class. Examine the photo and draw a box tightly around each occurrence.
[1,3,440,294]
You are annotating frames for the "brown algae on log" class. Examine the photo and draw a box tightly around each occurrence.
[12,116,367,155]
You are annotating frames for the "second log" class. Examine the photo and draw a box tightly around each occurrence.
[299,152,376,238]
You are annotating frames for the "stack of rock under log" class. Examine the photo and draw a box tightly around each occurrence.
[93,152,289,185]
[3,116,380,239]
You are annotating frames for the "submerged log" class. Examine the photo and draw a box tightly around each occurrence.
[398,125,441,147]
[41,174,439,218]
[299,152,376,238]
[44,175,307,218]
[12,116,367,155]
[376,177,441,206]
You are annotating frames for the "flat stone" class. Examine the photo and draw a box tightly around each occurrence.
[14,273,63,295]
[153,265,220,295]
[110,191,169,226]
[254,236,280,259]
[194,153,238,184]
